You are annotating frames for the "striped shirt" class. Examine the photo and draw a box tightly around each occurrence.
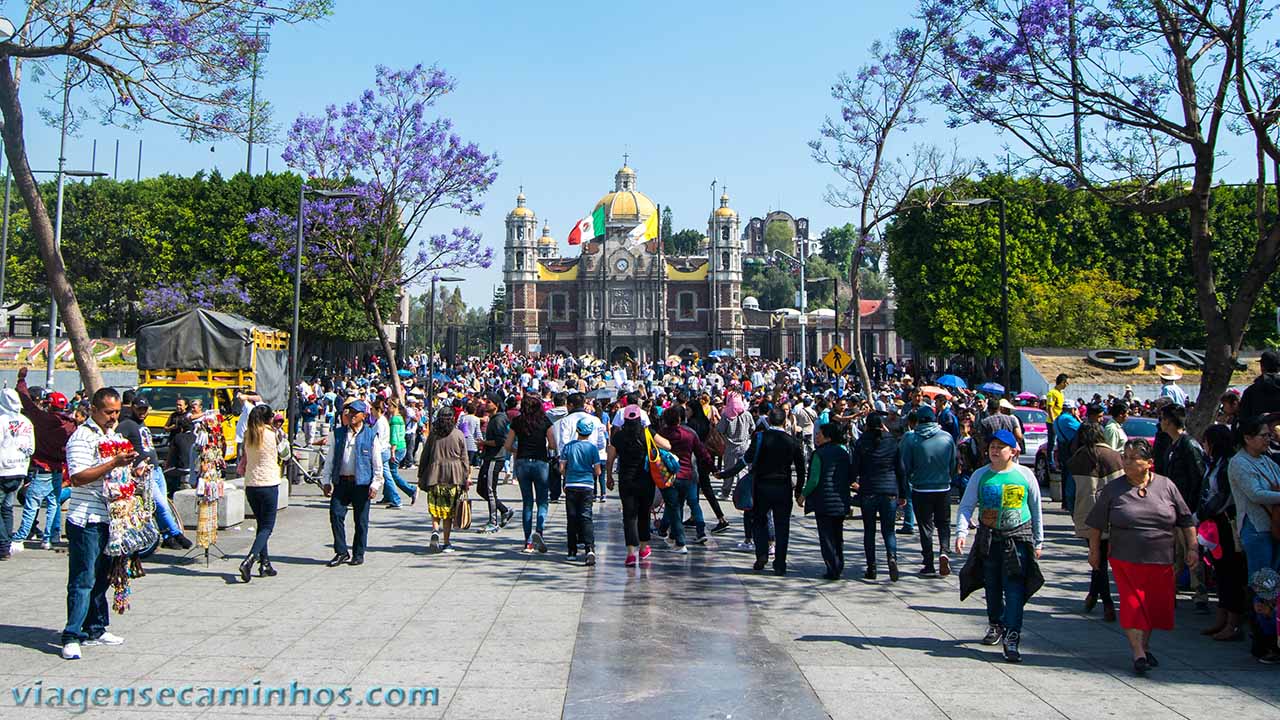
[64,418,125,527]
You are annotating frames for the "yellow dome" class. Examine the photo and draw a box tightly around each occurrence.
[508,191,534,218]
[538,223,556,245]
[714,192,736,218]
[594,190,657,223]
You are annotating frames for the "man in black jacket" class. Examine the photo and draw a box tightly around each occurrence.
[1239,350,1280,422]
[742,407,807,576]
[1159,403,1208,612]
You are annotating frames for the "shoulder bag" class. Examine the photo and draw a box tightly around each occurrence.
[646,429,679,489]
[452,487,472,530]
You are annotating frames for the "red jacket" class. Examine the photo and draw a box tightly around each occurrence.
[17,378,77,473]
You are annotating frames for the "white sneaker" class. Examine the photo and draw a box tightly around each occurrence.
[40,541,53,550]
[61,642,81,660]
[9,541,23,554]
[734,541,755,552]
[84,632,124,647]
[673,545,689,555]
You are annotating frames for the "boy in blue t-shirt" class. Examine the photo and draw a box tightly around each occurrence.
[560,418,603,565]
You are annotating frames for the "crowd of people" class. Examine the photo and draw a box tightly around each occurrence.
[3,348,1280,673]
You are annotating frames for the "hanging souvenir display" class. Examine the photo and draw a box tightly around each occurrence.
[101,438,156,614]
[195,415,227,549]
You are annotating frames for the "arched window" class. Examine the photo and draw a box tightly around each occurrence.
[721,251,731,271]
[516,252,525,270]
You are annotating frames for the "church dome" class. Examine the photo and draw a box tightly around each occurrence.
[538,222,556,246]
[742,296,760,311]
[714,192,736,218]
[595,163,656,223]
[509,192,534,219]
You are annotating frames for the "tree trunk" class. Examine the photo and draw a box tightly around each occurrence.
[849,263,873,395]
[366,298,404,402]
[0,58,104,394]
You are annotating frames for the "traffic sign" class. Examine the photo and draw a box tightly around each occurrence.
[823,345,852,374]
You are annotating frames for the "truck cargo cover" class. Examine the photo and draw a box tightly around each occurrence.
[136,310,289,410]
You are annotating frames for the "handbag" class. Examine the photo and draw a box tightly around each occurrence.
[705,426,727,456]
[732,470,754,511]
[645,429,679,489]
[452,488,472,530]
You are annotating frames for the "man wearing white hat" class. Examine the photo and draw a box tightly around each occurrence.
[1158,364,1188,407]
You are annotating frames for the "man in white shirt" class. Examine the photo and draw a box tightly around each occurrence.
[321,400,385,566]
[61,387,147,660]
[555,393,609,499]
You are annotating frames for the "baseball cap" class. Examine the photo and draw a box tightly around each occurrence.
[990,428,1019,450]
[131,395,150,410]
[621,405,644,421]
[47,391,69,410]
[915,406,936,423]
[347,399,369,414]
[576,417,595,436]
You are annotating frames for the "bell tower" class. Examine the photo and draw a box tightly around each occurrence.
[503,191,539,352]
[708,191,743,353]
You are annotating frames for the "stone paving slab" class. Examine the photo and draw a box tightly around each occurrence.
[0,476,1277,719]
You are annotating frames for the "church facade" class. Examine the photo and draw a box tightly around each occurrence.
[502,164,743,361]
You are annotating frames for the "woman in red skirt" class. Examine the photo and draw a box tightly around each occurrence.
[1085,438,1197,675]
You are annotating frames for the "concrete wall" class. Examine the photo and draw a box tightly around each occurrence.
[1019,352,1200,402]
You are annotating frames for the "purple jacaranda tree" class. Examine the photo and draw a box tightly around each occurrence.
[0,1,330,393]
[924,0,1280,433]
[247,64,499,399]
[811,15,980,395]
[139,271,251,320]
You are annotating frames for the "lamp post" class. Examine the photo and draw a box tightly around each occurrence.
[948,197,1010,393]
[289,186,359,447]
[426,275,464,418]
[772,246,808,368]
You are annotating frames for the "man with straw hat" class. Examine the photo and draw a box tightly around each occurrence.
[1158,364,1189,407]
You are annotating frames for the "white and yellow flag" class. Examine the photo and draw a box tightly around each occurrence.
[627,209,659,244]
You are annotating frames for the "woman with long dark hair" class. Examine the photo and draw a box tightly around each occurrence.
[505,394,557,553]
[851,413,906,581]
[607,405,671,566]
[1067,422,1123,622]
[418,407,470,553]
[685,394,729,534]
[239,404,281,583]
[1199,423,1248,640]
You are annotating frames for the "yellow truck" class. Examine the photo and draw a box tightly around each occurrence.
[134,310,289,462]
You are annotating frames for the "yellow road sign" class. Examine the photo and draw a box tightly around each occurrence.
[823,345,852,374]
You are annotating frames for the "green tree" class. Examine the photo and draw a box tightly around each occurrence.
[858,268,890,300]
[1012,269,1155,349]
[818,224,857,274]
[764,220,794,255]
[660,206,673,247]
[743,261,798,310]
[665,229,703,256]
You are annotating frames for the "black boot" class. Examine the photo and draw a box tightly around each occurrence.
[258,553,278,577]
[238,554,255,583]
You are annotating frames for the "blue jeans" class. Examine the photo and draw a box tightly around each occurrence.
[860,493,898,569]
[150,468,182,538]
[661,479,700,546]
[380,449,416,506]
[514,459,549,542]
[61,521,111,645]
[1061,468,1076,514]
[14,471,62,544]
[1241,516,1280,578]
[901,494,915,529]
[983,537,1031,633]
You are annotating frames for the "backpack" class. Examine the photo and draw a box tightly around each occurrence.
[645,428,681,489]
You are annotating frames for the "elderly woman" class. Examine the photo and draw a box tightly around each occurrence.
[417,407,470,553]
[1068,422,1124,622]
[1086,439,1196,676]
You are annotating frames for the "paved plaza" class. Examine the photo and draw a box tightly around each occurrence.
[2,480,1278,720]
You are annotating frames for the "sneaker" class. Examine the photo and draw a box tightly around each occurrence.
[521,544,535,554]
[9,542,22,554]
[531,532,547,553]
[919,567,938,578]
[896,525,914,535]
[683,519,697,528]
[84,632,124,647]
[585,551,596,566]
[479,523,498,534]
[734,541,755,552]
[440,544,456,554]
[673,545,689,555]
[1257,651,1280,665]
[639,545,653,560]
[768,544,776,557]
[981,624,1005,646]
[624,553,637,566]
[567,551,578,560]
[694,535,709,545]
[430,532,440,552]
[938,555,951,577]
[710,519,731,534]
[61,642,81,660]
[501,508,514,528]
[863,568,877,580]
[888,560,900,582]
[40,541,53,551]
[1001,631,1022,663]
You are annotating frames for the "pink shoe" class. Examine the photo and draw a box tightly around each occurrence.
[640,545,653,560]
[625,554,637,566]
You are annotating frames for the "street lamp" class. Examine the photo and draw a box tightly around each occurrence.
[948,197,1010,393]
[288,186,359,446]
[43,168,108,388]
[427,275,465,418]
[771,246,810,369]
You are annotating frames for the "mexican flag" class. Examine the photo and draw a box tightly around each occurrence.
[568,206,606,245]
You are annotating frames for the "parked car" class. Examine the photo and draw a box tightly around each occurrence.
[1033,415,1160,485]
[1013,408,1049,467]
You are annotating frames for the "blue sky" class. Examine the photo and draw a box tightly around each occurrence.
[15,1,1259,308]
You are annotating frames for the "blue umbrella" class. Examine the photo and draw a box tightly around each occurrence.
[977,382,1005,395]
[397,368,413,378]
[432,372,450,383]
[936,374,967,389]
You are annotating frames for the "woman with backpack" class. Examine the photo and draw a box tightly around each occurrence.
[606,404,671,566]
